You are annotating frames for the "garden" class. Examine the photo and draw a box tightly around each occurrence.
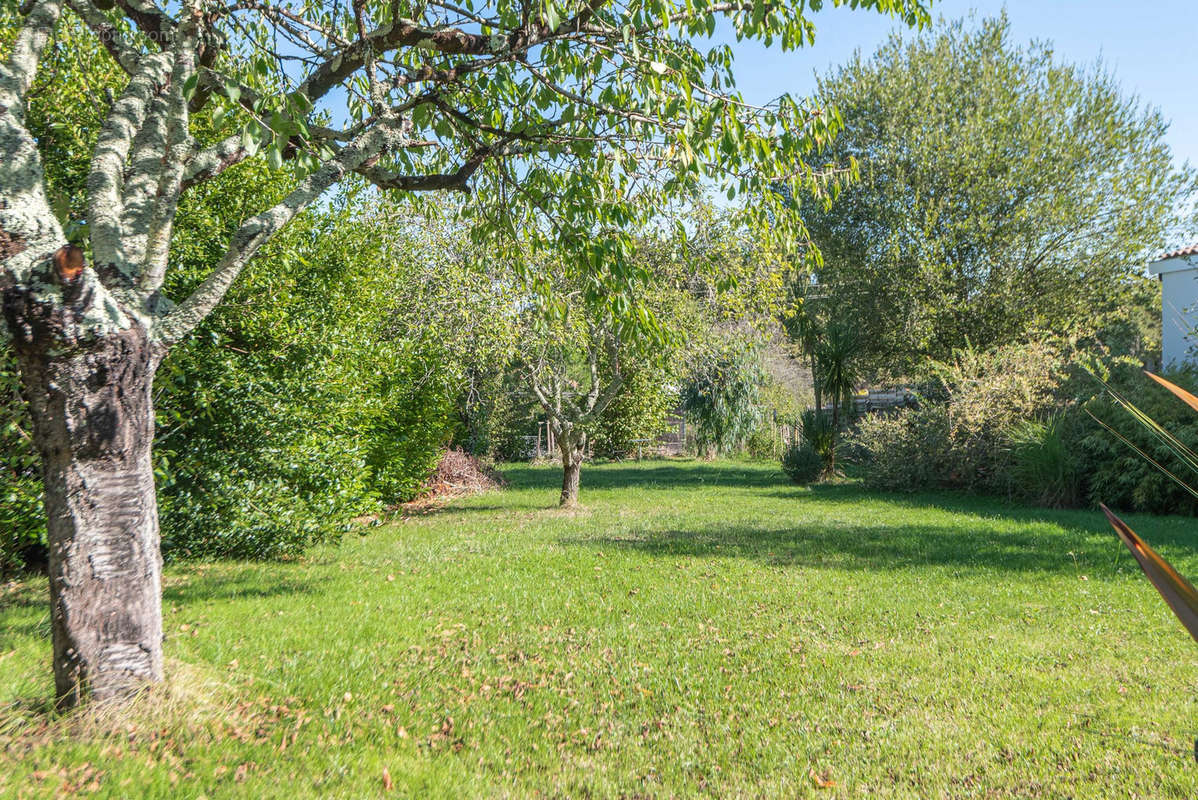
[4,461,1198,797]
[2,0,1198,797]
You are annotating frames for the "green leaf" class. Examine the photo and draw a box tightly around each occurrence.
[241,124,259,156]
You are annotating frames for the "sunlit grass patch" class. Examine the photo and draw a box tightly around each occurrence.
[2,459,1197,798]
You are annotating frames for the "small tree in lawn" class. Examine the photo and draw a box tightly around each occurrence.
[522,246,668,506]
[0,0,927,704]
[526,301,626,507]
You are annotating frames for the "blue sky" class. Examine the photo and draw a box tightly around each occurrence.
[719,0,1197,168]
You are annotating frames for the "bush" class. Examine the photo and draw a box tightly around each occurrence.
[850,340,1078,495]
[1009,412,1084,508]
[1082,365,1198,516]
[801,409,837,476]
[745,424,784,460]
[782,441,824,484]
[592,368,677,460]
[851,405,952,492]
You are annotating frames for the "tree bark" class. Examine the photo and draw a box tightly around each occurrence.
[557,432,584,507]
[560,457,581,507]
[4,284,164,706]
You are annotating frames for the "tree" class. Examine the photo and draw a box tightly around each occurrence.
[817,321,858,420]
[680,344,763,457]
[0,0,928,704]
[525,298,626,506]
[800,14,1198,376]
[0,16,513,564]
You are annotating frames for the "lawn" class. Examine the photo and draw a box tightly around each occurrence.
[2,460,1197,798]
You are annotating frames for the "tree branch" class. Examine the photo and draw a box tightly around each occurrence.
[85,52,170,269]
[357,143,500,193]
[113,0,177,47]
[118,89,169,268]
[0,0,67,285]
[66,0,142,75]
[0,0,64,120]
[156,118,405,343]
[140,5,201,290]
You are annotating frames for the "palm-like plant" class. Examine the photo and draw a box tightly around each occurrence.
[815,322,860,431]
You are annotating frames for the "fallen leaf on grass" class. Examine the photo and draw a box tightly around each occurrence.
[810,768,836,789]
[382,768,393,791]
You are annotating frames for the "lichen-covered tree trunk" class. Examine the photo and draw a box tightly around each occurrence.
[4,283,164,705]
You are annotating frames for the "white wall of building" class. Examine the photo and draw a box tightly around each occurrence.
[1148,253,1198,367]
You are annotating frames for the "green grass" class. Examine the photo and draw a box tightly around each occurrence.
[3,459,1198,798]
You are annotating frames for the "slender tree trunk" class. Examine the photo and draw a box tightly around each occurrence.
[5,284,164,706]
[810,354,822,416]
[829,391,840,475]
[558,433,583,507]
[560,457,581,507]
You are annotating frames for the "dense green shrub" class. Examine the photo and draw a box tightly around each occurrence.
[1082,365,1198,516]
[801,409,838,476]
[157,195,519,558]
[1009,412,1084,508]
[845,340,1198,514]
[155,204,432,559]
[851,406,952,492]
[850,340,1076,494]
[782,440,824,484]
[592,368,678,460]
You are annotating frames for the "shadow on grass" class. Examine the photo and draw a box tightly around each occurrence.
[500,460,786,493]
[791,481,1198,552]
[162,571,325,605]
[561,519,1150,576]
[556,474,1198,576]
[1,571,323,646]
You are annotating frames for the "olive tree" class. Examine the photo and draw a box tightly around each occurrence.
[0,0,926,704]
[801,14,1198,374]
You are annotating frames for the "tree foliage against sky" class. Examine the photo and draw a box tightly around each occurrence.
[797,14,1198,376]
[3,0,930,348]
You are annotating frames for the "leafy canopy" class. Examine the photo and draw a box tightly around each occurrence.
[796,14,1198,375]
[1,0,930,349]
